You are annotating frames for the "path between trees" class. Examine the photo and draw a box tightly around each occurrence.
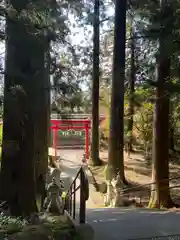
[59,150,180,240]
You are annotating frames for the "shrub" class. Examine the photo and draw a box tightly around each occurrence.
[133,102,153,155]
[0,212,27,234]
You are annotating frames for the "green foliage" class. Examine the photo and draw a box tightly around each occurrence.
[0,213,27,234]
[134,102,153,150]
[100,112,109,139]
[0,215,77,239]
[100,85,154,153]
[99,87,110,138]
[19,3,51,29]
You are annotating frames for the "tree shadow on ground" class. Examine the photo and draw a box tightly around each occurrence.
[122,180,151,207]
[90,150,180,207]
[122,180,180,207]
[125,161,151,177]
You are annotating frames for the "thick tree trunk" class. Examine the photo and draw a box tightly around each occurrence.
[0,1,48,216]
[91,0,101,166]
[148,0,175,208]
[34,48,50,209]
[148,54,174,209]
[126,27,135,152]
[108,0,127,184]
[0,82,38,216]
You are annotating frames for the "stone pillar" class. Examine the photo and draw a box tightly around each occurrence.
[112,173,123,207]
[104,165,114,206]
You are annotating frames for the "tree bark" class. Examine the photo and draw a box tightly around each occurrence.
[126,25,135,152]
[0,1,49,216]
[148,0,175,208]
[34,48,50,209]
[91,0,101,166]
[108,0,127,184]
[148,54,174,209]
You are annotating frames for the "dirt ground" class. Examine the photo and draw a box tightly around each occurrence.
[89,150,180,206]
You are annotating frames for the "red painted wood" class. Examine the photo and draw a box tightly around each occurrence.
[51,119,90,125]
[51,126,90,130]
[85,123,89,159]
[50,119,91,162]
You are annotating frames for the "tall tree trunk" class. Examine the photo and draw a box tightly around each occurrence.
[0,1,48,216]
[35,47,50,208]
[91,0,101,166]
[148,53,174,209]
[126,25,135,152]
[108,0,127,183]
[148,0,174,209]
[169,102,175,152]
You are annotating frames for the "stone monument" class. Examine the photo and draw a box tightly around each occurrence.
[43,177,64,214]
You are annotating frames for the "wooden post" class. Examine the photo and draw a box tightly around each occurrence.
[53,128,55,151]
[53,127,58,158]
[85,123,89,161]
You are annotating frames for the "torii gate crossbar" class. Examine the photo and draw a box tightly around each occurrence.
[50,119,91,161]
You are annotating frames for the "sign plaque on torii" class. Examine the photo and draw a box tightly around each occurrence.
[50,119,91,162]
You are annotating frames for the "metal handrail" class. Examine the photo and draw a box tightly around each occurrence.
[64,166,89,224]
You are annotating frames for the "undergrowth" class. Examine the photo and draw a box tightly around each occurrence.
[0,212,27,234]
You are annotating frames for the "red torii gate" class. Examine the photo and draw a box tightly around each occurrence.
[50,119,91,160]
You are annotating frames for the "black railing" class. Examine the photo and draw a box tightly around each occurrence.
[64,166,89,224]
